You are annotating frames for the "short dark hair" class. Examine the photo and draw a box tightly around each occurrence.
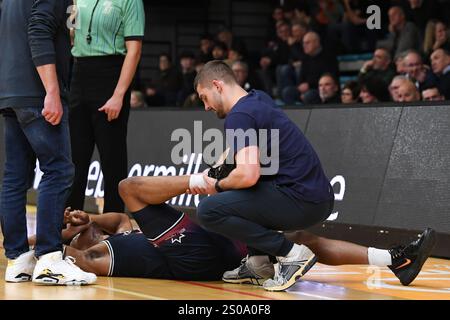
[343,80,361,99]
[193,60,237,90]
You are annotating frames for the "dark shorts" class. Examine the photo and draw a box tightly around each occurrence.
[106,205,246,281]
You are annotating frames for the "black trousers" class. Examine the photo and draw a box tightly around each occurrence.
[67,55,130,212]
[197,180,334,257]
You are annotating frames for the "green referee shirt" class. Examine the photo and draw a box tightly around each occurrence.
[72,0,145,57]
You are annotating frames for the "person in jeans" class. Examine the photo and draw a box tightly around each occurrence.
[0,0,96,285]
[66,0,145,213]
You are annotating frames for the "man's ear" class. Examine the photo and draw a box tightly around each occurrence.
[212,79,223,92]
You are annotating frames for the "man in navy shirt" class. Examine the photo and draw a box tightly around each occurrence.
[190,60,335,291]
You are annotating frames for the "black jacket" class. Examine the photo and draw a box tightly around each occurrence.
[0,0,71,108]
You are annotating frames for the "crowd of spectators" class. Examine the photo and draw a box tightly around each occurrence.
[131,0,450,109]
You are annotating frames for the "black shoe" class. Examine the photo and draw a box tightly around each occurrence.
[388,228,436,286]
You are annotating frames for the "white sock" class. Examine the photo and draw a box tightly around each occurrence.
[368,247,392,266]
[189,174,207,189]
[277,243,304,262]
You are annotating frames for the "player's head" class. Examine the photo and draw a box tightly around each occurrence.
[194,60,238,119]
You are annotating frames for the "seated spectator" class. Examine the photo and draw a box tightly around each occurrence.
[151,53,183,106]
[430,48,450,99]
[403,50,438,91]
[224,45,245,67]
[130,90,147,109]
[341,80,361,104]
[423,20,450,58]
[397,79,421,102]
[378,6,420,58]
[394,51,408,74]
[177,51,197,106]
[421,85,445,101]
[231,61,262,92]
[389,75,411,101]
[217,28,248,59]
[268,20,292,66]
[197,34,214,63]
[211,41,228,60]
[281,31,339,105]
[359,78,390,104]
[359,48,396,86]
[256,50,276,96]
[144,82,165,107]
[318,73,340,104]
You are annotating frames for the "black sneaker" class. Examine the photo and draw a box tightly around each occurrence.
[388,228,436,286]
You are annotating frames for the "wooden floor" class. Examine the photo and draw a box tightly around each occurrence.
[0,208,449,300]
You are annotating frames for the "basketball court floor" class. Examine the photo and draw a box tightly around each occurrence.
[0,207,449,300]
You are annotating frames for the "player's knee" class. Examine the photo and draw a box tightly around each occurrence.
[197,196,221,227]
[118,177,139,200]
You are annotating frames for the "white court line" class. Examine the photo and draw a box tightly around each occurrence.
[91,285,167,300]
[287,291,338,300]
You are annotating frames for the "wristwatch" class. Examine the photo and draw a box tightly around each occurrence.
[215,180,225,193]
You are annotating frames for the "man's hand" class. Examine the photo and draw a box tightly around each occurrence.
[42,92,63,125]
[186,174,217,195]
[99,94,123,122]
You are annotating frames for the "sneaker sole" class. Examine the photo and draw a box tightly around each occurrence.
[33,277,93,286]
[222,277,268,286]
[264,255,318,292]
[5,274,32,283]
[399,228,436,286]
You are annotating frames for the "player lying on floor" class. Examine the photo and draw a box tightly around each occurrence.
[23,173,436,288]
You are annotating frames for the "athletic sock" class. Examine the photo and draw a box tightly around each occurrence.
[368,247,392,266]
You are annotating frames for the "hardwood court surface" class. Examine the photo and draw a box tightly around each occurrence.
[0,208,449,300]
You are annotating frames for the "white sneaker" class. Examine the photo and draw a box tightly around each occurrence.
[5,250,36,282]
[32,251,97,286]
[263,244,317,291]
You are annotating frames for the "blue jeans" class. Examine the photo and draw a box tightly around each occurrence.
[0,106,74,259]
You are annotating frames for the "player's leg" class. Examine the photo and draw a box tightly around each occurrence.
[285,231,369,265]
[119,175,190,212]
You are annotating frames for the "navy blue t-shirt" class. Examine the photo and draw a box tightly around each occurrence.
[224,90,333,203]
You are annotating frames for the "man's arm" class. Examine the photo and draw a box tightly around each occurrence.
[28,0,65,125]
[68,210,133,235]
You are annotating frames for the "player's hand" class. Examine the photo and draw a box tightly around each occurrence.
[98,94,123,122]
[68,210,90,226]
[42,92,63,126]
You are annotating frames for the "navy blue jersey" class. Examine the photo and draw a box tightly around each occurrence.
[107,207,246,281]
[224,90,333,203]
[102,230,172,279]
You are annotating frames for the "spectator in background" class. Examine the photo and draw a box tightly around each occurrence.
[403,50,438,92]
[318,73,340,104]
[341,80,361,104]
[430,48,450,99]
[177,51,197,106]
[421,85,445,101]
[276,21,309,102]
[406,0,440,38]
[231,61,262,92]
[217,29,247,59]
[282,31,338,105]
[379,6,420,58]
[224,45,245,67]
[211,41,228,61]
[144,81,165,107]
[358,48,396,87]
[389,75,411,101]
[267,6,285,42]
[197,34,214,63]
[147,54,182,106]
[130,90,147,109]
[423,20,450,58]
[256,50,276,96]
[359,78,390,104]
[397,80,421,102]
[394,51,408,74]
[268,20,291,66]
